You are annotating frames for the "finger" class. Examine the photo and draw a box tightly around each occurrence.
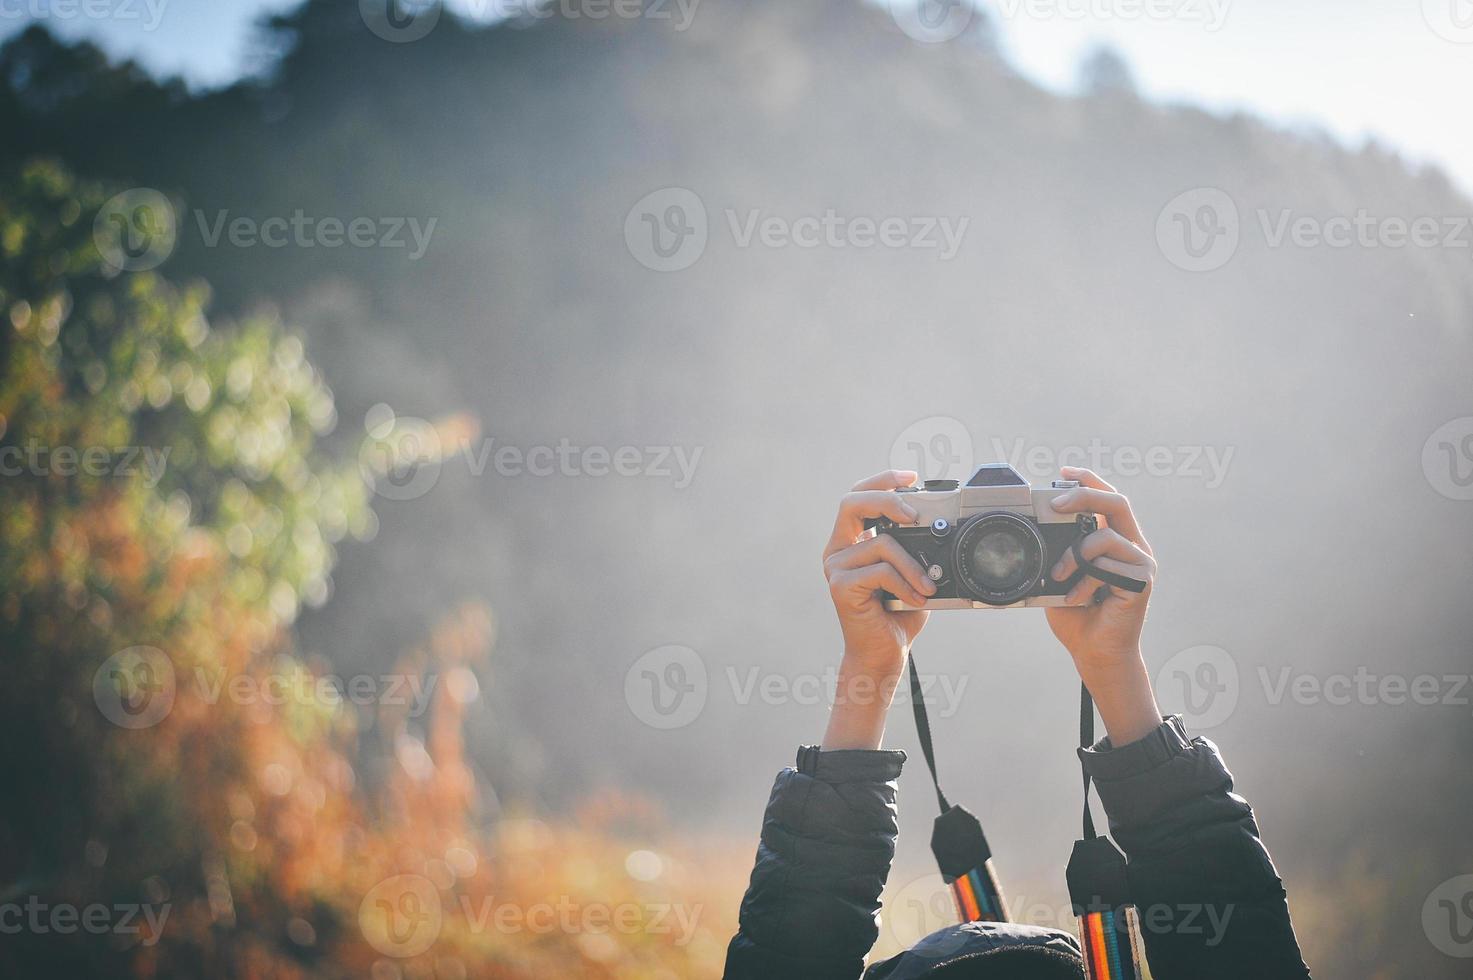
[1060,466,1117,493]
[1049,528,1153,582]
[1065,576,1112,606]
[824,489,921,558]
[850,469,919,493]
[1048,484,1148,551]
[830,562,929,609]
[827,533,937,598]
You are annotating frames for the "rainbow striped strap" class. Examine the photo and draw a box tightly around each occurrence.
[1066,836,1144,980]
[949,859,1007,923]
[930,804,1011,924]
[1077,906,1146,980]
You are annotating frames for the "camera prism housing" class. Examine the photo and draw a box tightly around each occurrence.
[869,463,1097,610]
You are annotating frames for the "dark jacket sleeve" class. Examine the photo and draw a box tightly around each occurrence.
[1080,716,1313,979]
[723,744,906,980]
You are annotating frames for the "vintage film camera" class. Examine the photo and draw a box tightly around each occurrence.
[869,463,1098,609]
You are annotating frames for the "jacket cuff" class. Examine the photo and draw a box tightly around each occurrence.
[1077,715,1191,782]
[1076,716,1233,832]
[797,744,906,782]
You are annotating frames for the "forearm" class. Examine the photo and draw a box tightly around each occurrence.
[1073,647,1161,747]
[821,659,903,750]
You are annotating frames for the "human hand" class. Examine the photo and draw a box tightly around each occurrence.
[820,469,937,748]
[1044,467,1161,744]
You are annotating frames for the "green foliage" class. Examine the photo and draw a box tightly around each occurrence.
[0,158,374,974]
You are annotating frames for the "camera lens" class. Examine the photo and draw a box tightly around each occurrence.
[971,530,1027,581]
[953,512,1046,605]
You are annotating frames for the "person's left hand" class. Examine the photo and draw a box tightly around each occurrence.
[1044,466,1158,679]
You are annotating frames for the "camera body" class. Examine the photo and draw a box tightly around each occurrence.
[869,463,1097,610]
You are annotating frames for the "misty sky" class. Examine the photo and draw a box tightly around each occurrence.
[2,0,1471,193]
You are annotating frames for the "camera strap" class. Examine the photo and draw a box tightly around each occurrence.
[1067,685,1147,980]
[1063,538,1150,597]
[907,654,1008,923]
[906,548,1149,969]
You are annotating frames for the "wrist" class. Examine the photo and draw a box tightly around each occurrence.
[1074,648,1162,747]
[837,643,906,685]
[823,653,905,751]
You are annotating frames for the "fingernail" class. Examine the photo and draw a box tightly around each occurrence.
[1051,561,1066,581]
[900,502,919,520]
[921,579,937,595]
[1052,491,1076,507]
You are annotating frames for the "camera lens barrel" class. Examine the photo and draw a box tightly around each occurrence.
[953,512,1047,606]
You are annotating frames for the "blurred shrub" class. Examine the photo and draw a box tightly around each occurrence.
[0,161,735,978]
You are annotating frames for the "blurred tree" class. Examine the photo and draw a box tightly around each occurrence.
[0,160,732,978]
[0,158,375,973]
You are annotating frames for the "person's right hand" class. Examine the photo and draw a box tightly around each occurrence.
[822,470,937,679]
